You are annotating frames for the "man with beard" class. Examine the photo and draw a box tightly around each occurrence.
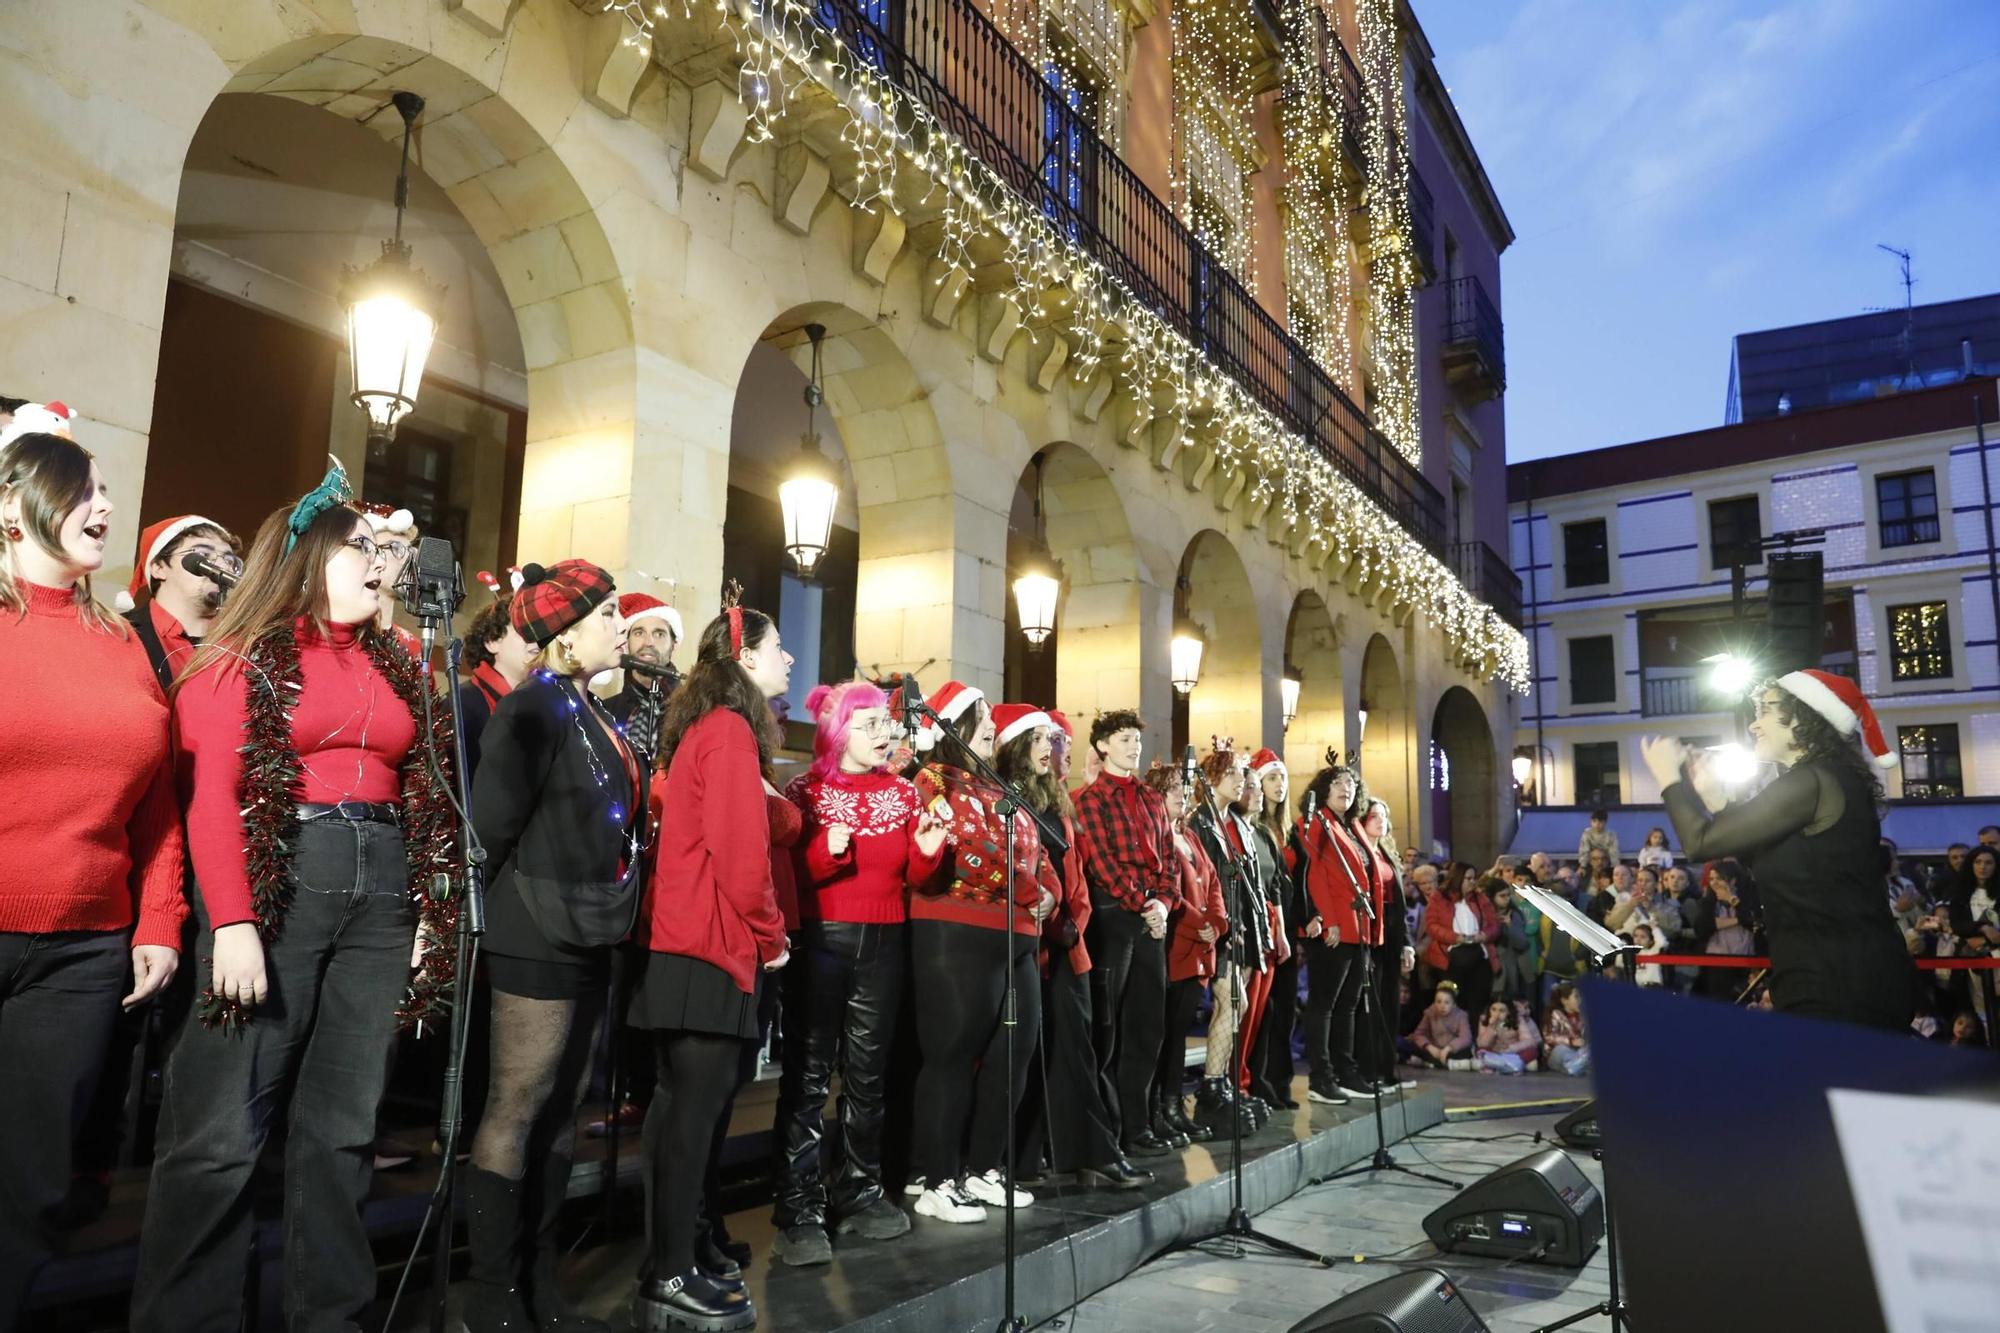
[114,515,241,689]
[606,592,682,763]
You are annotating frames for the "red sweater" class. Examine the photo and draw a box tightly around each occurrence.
[1167,833,1228,983]
[643,710,788,992]
[911,764,1056,936]
[0,581,187,948]
[173,618,416,930]
[1041,811,1092,976]
[786,768,944,924]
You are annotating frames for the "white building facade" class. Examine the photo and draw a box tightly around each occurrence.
[1509,378,2000,813]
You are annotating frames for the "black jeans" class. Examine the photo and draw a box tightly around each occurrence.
[1252,953,1300,1097]
[0,927,129,1324]
[772,921,905,1227]
[132,820,415,1333]
[910,920,1042,1183]
[1302,938,1366,1086]
[1025,949,1119,1173]
[1158,976,1204,1097]
[1086,908,1166,1146]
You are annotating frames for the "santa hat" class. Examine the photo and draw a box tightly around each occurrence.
[1047,709,1074,740]
[360,503,416,536]
[114,513,223,612]
[992,703,1053,749]
[1246,747,1286,787]
[0,401,77,449]
[916,680,984,753]
[618,591,684,642]
[1776,669,1898,769]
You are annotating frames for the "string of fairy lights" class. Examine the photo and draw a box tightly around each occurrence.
[598,0,1527,691]
[1356,0,1421,461]
[1169,0,1263,293]
[1276,0,1354,388]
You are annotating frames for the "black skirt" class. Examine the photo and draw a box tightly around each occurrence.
[630,950,761,1040]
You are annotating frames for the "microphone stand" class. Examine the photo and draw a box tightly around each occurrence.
[1309,812,1456,1193]
[900,690,1056,1333]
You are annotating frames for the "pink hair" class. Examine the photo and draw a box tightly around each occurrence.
[805,680,890,783]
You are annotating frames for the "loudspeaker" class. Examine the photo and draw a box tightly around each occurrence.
[1422,1147,1604,1267]
[1765,550,1824,674]
[1286,1267,1491,1333]
[1553,1098,1600,1149]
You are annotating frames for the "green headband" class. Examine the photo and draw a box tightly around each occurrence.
[285,455,354,555]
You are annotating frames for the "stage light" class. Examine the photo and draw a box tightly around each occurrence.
[1704,652,1757,699]
[781,323,839,580]
[1281,663,1303,730]
[342,92,442,454]
[1709,743,1761,787]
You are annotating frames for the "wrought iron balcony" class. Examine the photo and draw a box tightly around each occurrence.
[810,0,1451,553]
[1442,275,1505,401]
[1408,170,1436,282]
[1448,541,1522,629]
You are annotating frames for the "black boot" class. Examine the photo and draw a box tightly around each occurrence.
[526,1153,613,1333]
[1161,1082,1212,1143]
[634,1268,756,1332]
[462,1168,535,1331]
[1148,1090,1190,1149]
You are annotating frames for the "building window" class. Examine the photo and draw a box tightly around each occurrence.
[1574,742,1621,806]
[1898,724,1962,798]
[1563,519,1609,587]
[1570,635,1616,705]
[1040,52,1099,239]
[1886,602,1953,681]
[1708,496,1762,570]
[1876,469,1941,548]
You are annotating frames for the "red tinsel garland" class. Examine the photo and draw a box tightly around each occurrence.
[199,626,461,1034]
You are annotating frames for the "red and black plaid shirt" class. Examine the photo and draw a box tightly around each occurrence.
[1073,772,1179,916]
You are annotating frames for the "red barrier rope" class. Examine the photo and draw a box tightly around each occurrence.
[1646,952,2000,971]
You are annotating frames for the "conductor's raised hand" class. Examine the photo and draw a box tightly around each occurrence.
[1639,735,1689,791]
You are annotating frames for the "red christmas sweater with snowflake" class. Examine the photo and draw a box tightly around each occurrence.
[784,768,945,924]
[911,763,1058,937]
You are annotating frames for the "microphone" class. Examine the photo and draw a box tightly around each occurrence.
[1181,743,1198,796]
[1302,790,1317,827]
[620,654,678,681]
[901,673,923,752]
[181,549,239,590]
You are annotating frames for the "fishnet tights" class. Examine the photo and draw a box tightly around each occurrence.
[470,988,604,1181]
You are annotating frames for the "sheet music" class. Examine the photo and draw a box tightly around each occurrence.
[1825,1087,2000,1333]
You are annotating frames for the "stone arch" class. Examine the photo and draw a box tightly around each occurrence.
[1359,632,1416,852]
[0,0,674,597]
[1430,685,1499,867]
[1178,530,1263,757]
[1284,591,1344,782]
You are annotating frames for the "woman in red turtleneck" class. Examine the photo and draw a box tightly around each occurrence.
[132,484,453,1333]
[0,432,186,1322]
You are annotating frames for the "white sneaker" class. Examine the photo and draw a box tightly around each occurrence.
[903,1175,926,1198]
[961,1169,1033,1209]
[914,1181,987,1224]
[1447,1057,1475,1072]
[1335,1080,1380,1100]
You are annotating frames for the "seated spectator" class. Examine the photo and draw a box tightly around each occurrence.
[1631,923,1665,987]
[1578,809,1619,866]
[1542,983,1590,1076]
[1475,1000,1537,1074]
[1402,981,1473,1070]
[1948,1011,1984,1047]
[1582,869,1615,924]
[1637,826,1673,871]
[1576,847,1612,908]
[1610,866,1682,951]
[1699,860,1756,1001]
[1510,998,1543,1059]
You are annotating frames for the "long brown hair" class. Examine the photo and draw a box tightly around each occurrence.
[176,503,384,689]
[0,432,122,633]
[656,607,782,775]
[997,727,1071,821]
[1441,859,1477,900]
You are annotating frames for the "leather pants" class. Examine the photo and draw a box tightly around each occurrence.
[772,921,906,1228]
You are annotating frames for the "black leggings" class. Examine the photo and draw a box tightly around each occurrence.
[643,1030,744,1277]
[911,920,1042,1184]
[1158,977,1204,1099]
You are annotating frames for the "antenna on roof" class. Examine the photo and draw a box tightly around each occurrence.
[1875,244,1918,391]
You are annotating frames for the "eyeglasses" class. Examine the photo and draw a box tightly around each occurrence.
[183,547,243,576]
[342,536,387,562]
[860,718,899,738]
[379,539,412,562]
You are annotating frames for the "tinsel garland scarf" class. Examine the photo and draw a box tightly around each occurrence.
[200,625,461,1034]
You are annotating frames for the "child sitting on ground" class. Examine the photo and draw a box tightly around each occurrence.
[1474,1000,1539,1074]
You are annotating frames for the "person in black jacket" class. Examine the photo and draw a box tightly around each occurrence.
[456,593,537,783]
[464,560,637,1333]
[1352,789,1412,1091]
[605,592,681,764]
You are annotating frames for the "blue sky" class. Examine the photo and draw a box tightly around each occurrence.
[1411,0,2000,461]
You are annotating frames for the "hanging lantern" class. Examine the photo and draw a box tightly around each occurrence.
[781,323,839,580]
[341,92,443,452]
[1511,754,1534,787]
[1013,454,1064,649]
[1356,704,1370,743]
[1280,663,1303,731]
[1170,613,1207,696]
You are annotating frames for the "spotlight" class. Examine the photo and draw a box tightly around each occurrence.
[1704,652,1756,699]
[1708,743,1761,787]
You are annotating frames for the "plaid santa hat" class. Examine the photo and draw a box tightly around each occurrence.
[510,560,615,647]
[1776,669,1898,769]
[113,513,226,612]
[618,591,684,643]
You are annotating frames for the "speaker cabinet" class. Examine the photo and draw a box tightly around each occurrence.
[1553,1098,1600,1149]
[1286,1267,1491,1333]
[1422,1147,1604,1267]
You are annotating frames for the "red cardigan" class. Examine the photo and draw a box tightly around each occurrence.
[643,709,788,992]
[1421,889,1501,974]
[0,580,186,948]
[1167,832,1228,983]
[1298,814,1381,947]
[174,617,415,930]
[1041,811,1092,976]
[786,768,944,924]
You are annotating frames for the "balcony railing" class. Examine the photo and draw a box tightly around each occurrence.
[1449,540,1522,628]
[1442,274,1506,400]
[812,0,1448,552]
[1408,170,1436,281]
[1640,673,1705,719]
